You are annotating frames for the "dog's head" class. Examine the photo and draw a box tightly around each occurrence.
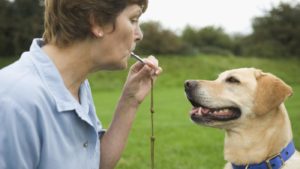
[184,68,293,128]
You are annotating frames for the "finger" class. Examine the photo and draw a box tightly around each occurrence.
[150,67,163,78]
[130,61,145,73]
[143,56,159,70]
[154,67,163,75]
[136,64,153,78]
[147,55,158,66]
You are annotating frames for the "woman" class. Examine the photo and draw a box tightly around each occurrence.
[0,0,162,169]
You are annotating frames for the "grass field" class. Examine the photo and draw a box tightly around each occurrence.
[88,55,300,169]
[1,55,300,168]
[95,86,300,169]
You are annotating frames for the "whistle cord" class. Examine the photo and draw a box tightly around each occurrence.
[150,78,155,169]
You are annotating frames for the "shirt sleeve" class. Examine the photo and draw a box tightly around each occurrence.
[0,98,41,169]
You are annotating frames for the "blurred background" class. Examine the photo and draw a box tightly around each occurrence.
[0,0,299,169]
[1,0,300,58]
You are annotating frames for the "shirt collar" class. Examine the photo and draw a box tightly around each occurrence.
[27,38,90,114]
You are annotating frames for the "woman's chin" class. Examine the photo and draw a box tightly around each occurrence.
[118,63,127,70]
[112,61,128,70]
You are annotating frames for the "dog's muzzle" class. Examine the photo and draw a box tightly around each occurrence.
[184,80,241,124]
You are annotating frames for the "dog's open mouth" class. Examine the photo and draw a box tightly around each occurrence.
[188,99,241,123]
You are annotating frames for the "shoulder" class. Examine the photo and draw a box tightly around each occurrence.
[1,55,46,96]
[0,61,50,113]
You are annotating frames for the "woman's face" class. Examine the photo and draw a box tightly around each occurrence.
[91,4,144,71]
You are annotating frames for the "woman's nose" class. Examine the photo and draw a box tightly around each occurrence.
[134,25,143,42]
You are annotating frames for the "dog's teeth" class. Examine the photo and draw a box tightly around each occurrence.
[202,108,210,114]
[197,107,202,115]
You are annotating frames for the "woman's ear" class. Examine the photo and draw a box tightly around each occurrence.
[90,15,104,38]
[91,26,104,38]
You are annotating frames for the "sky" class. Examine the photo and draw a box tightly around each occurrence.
[140,0,300,34]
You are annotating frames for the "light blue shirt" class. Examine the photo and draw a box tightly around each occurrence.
[0,39,104,169]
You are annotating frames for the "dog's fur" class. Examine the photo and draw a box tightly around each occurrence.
[184,68,300,169]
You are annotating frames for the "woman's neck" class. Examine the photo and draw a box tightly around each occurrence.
[42,43,92,101]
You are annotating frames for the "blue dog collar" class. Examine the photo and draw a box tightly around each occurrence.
[232,140,295,169]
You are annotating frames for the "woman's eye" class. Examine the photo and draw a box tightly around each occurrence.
[131,18,139,23]
[225,76,240,84]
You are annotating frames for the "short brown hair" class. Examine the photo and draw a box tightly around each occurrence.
[43,0,148,47]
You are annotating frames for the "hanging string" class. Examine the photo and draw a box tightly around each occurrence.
[130,52,156,169]
[150,78,155,169]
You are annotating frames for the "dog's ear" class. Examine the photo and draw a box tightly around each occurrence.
[253,70,293,115]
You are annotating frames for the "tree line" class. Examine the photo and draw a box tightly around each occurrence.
[0,0,44,57]
[136,2,300,58]
[1,0,300,58]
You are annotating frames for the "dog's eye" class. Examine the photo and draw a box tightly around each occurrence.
[226,76,240,84]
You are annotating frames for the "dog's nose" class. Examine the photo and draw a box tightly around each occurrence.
[184,80,198,91]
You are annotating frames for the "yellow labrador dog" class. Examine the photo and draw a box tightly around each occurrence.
[184,68,300,169]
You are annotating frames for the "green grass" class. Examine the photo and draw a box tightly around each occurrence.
[94,87,226,169]
[87,55,300,91]
[1,55,300,168]
[94,85,300,169]
[90,55,300,169]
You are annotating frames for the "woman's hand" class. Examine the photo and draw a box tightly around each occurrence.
[100,56,161,169]
[121,55,162,106]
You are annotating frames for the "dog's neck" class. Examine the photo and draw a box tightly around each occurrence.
[224,104,293,165]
